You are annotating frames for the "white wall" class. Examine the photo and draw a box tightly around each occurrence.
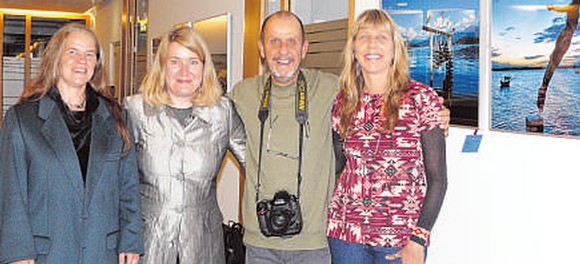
[148,0,244,223]
[428,127,580,264]
[428,0,580,262]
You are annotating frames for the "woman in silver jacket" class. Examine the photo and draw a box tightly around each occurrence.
[124,26,245,264]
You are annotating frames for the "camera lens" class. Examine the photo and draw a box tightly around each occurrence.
[270,210,291,232]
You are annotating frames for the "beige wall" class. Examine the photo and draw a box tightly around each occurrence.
[93,0,122,87]
[149,0,244,88]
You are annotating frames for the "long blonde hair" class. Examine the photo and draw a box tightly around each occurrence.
[140,26,221,107]
[338,9,409,138]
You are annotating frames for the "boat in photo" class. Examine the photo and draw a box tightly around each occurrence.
[500,75,512,88]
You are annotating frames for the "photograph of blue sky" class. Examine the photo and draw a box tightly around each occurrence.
[383,0,480,127]
[383,0,478,42]
[492,0,580,68]
[491,0,580,136]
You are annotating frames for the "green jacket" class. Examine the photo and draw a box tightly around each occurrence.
[229,69,339,250]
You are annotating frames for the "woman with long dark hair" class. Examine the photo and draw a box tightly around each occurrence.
[0,23,143,264]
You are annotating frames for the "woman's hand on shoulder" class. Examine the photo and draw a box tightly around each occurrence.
[11,260,35,264]
[119,252,140,264]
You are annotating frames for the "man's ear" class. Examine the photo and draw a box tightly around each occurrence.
[258,40,265,59]
[301,40,309,59]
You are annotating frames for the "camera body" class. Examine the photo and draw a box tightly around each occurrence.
[256,190,303,237]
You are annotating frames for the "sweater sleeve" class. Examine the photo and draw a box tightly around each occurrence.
[117,111,145,255]
[0,107,37,263]
[413,126,447,241]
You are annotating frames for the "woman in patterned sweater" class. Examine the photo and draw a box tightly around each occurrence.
[327,9,448,264]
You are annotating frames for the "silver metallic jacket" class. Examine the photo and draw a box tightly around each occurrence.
[124,95,245,264]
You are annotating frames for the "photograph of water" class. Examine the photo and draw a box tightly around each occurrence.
[492,0,580,137]
[384,0,480,127]
[492,69,580,135]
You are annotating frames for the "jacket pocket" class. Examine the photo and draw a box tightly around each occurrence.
[29,173,49,237]
[106,229,120,250]
[33,236,51,255]
[105,151,122,161]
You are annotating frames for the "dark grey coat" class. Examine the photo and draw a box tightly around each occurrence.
[0,95,143,264]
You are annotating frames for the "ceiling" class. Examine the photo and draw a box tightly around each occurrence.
[0,0,94,13]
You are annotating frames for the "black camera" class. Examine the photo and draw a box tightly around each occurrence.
[256,190,303,237]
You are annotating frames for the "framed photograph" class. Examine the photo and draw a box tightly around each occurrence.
[491,0,580,137]
[383,0,481,127]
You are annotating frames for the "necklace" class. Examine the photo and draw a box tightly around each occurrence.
[65,98,86,110]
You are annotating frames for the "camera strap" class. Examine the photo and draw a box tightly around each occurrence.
[256,71,308,202]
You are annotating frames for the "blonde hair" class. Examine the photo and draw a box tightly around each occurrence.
[337,9,409,138]
[140,26,221,107]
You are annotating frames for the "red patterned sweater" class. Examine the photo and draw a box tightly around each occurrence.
[327,80,444,247]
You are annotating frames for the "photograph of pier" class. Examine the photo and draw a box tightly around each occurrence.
[384,0,480,127]
[492,0,580,137]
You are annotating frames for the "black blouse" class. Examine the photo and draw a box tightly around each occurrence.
[48,86,99,182]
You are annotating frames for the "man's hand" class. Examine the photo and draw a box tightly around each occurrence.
[438,96,450,137]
